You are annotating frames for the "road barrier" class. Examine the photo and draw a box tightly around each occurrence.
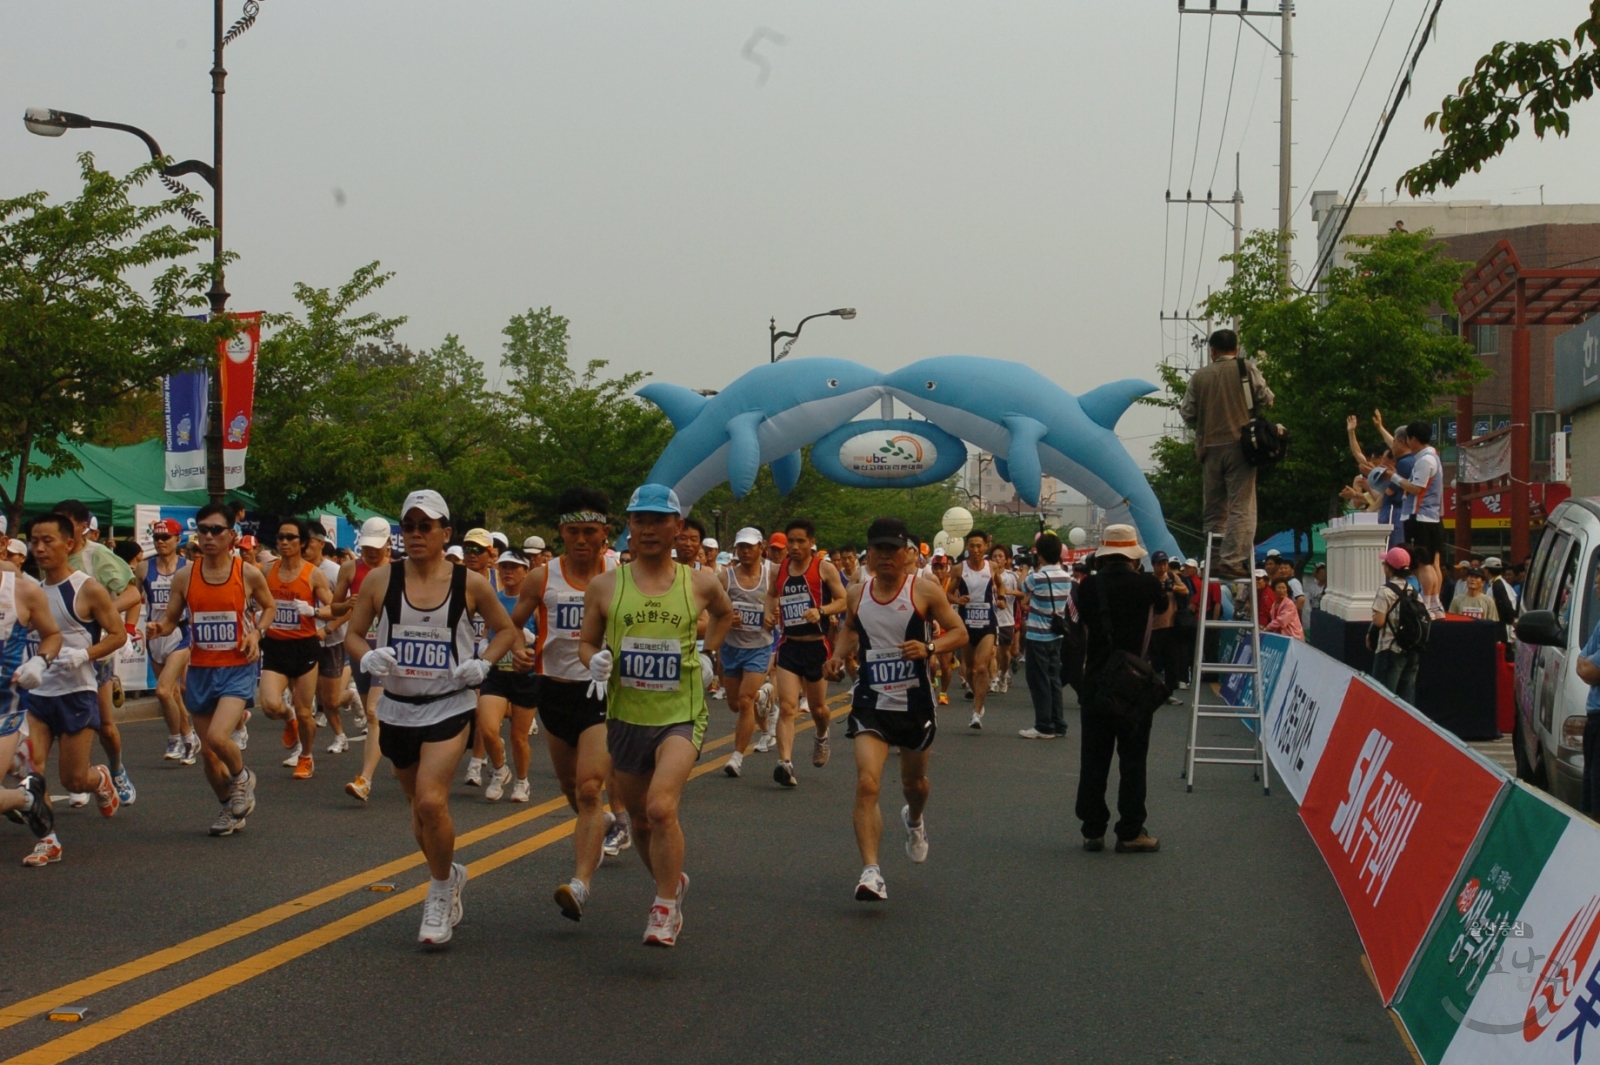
[1223,633,1600,1063]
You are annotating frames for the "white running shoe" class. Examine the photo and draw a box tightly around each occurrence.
[752,731,774,754]
[510,778,530,803]
[555,878,589,922]
[164,737,184,761]
[723,751,743,778]
[1018,727,1057,740]
[229,768,257,818]
[233,710,251,750]
[68,792,90,809]
[812,732,830,768]
[281,743,303,768]
[989,676,1000,693]
[855,865,887,901]
[352,712,368,734]
[902,805,929,863]
[419,863,466,946]
[485,763,511,801]
[969,712,984,730]
[528,716,539,736]
[313,710,328,727]
[182,732,201,765]
[643,902,681,947]
[327,734,350,755]
[710,686,726,701]
[464,758,484,787]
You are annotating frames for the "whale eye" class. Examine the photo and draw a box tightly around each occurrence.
[924,381,937,390]
[827,378,839,388]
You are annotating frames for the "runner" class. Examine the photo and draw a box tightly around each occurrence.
[142,519,200,765]
[23,515,129,865]
[991,544,1019,695]
[475,549,538,802]
[0,547,61,851]
[948,530,1000,729]
[259,518,334,779]
[764,519,847,786]
[510,487,621,920]
[718,527,776,779]
[148,503,277,837]
[334,517,394,802]
[577,484,733,946]
[460,527,499,786]
[51,501,139,806]
[304,525,355,755]
[825,517,967,901]
[343,490,516,946]
[927,552,955,704]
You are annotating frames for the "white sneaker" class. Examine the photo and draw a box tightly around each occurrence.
[281,743,302,768]
[510,778,530,803]
[233,710,251,750]
[464,758,484,787]
[352,712,368,734]
[969,712,984,730]
[1018,727,1057,739]
[327,734,350,755]
[752,731,774,754]
[723,750,743,778]
[313,710,328,727]
[69,792,90,808]
[855,865,887,901]
[642,902,682,947]
[528,716,539,736]
[989,676,999,693]
[419,861,468,946]
[485,763,511,801]
[1000,674,1011,693]
[555,878,589,922]
[902,805,929,863]
[710,687,726,701]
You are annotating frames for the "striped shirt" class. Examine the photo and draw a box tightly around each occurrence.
[1021,565,1075,641]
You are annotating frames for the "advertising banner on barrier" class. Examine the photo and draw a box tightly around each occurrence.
[1392,782,1576,1064]
[1300,679,1507,1004]
[218,312,261,489]
[1260,636,1355,803]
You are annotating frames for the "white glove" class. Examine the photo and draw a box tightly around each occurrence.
[452,657,491,687]
[12,655,47,690]
[586,648,613,701]
[52,647,90,672]
[700,652,715,692]
[294,599,318,617]
[361,647,399,677]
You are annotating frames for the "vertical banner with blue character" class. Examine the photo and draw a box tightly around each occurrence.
[162,363,209,491]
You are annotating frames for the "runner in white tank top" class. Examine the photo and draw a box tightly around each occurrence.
[717,528,777,777]
[0,562,62,848]
[947,529,1000,729]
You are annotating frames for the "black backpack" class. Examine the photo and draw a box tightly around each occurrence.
[1386,582,1432,653]
[1237,357,1289,467]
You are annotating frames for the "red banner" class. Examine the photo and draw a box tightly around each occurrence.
[1299,679,1505,1003]
[1441,482,1571,528]
[218,311,262,490]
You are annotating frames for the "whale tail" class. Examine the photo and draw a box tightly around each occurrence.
[638,383,709,430]
[1078,379,1157,431]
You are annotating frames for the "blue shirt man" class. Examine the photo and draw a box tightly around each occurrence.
[1575,578,1600,815]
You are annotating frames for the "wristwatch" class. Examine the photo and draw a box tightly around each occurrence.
[926,641,937,657]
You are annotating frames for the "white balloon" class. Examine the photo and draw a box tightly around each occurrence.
[932,530,951,553]
[941,507,973,541]
[1067,527,1087,547]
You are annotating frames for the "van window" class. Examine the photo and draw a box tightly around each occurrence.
[1530,532,1570,612]
[1583,547,1600,648]
[1553,542,1583,631]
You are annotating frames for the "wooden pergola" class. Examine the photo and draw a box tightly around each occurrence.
[1454,240,1600,563]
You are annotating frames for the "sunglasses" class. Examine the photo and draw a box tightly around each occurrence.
[464,544,488,554]
[151,534,173,543]
[400,520,438,534]
[276,532,300,541]
[196,523,230,536]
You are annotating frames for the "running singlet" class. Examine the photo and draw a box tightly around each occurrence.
[956,561,995,631]
[851,575,933,714]
[0,571,31,688]
[186,558,252,668]
[373,564,478,727]
[318,558,344,647]
[537,556,616,682]
[492,589,537,672]
[143,557,190,659]
[778,556,827,640]
[265,559,318,640]
[33,571,100,697]
[604,563,704,730]
[723,564,772,649]
[352,560,382,649]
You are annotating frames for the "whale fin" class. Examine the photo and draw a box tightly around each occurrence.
[726,410,766,499]
[638,383,709,431]
[771,450,802,495]
[993,456,1012,484]
[1002,414,1049,507]
[1078,379,1157,431]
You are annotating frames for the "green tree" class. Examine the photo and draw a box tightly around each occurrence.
[1401,3,1600,195]
[0,154,229,527]
[1144,228,1484,553]
[500,307,675,526]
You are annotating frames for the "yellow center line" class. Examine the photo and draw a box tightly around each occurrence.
[3,694,846,1065]
[0,691,849,1052]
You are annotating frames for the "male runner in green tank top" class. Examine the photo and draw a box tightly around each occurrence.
[579,484,733,947]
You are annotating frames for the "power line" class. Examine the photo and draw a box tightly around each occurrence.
[1188,19,1246,315]
[1161,16,1186,319]
[1176,16,1216,316]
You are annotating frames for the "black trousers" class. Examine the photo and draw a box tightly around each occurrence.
[1148,629,1187,694]
[1074,703,1153,842]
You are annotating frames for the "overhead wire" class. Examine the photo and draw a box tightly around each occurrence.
[1175,15,1216,317]
[1187,17,1246,317]
[1161,16,1186,318]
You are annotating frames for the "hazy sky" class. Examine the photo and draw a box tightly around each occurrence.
[5,2,1599,467]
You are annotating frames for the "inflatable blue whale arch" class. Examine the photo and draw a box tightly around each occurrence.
[637,355,1182,560]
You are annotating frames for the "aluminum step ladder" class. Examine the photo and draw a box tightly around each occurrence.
[1183,531,1270,796]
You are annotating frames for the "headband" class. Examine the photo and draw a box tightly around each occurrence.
[559,511,609,526]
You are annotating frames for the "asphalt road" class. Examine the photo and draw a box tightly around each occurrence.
[0,681,1412,1065]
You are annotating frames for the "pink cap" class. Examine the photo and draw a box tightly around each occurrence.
[1382,547,1411,570]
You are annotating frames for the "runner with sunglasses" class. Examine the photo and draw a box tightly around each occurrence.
[260,519,335,780]
[143,519,199,764]
[460,528,499,787]
[764,518,847,787]
[342,491,518,946]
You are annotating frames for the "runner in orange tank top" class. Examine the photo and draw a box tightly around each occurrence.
[258,518,334,780]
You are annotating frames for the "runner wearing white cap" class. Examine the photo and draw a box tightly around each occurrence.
[718,527,777,778]
[333,516,394,802]
[459,528,500,786]
[475,549,538,801]
[142,519,199,764]
[343,489,518,946]
[304,526,357,755]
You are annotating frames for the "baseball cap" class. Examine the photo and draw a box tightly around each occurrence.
[702,537,719,552]
[1184,558,1199,568]
[1483,556,1504,570]
[239,535,259,551]
[1265,548,1281,559]
[1151,551,1169,565]
[734,527,763,548]
[88,515,99,531]
[865,517,912,548]
[401,489,449,521]
[524,535,546,553]
[445,545,465,561]
[490,531,509,550]
[153,518,183,538]
[768,532,787,549]
[625,483,683,515]
[931,547,948,558]
[463,528,494,549]
[358,516,392,549]
[496,550,528,567]
[6,540,25,557]
[1253,568,1268,578]
[1382,547,1411,570]
[717,551,733,566]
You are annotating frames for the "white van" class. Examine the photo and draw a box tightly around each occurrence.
[1512,497,1600,809]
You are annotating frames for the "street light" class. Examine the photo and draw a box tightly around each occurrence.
[770,307,856,363]
[23,0,261,505]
